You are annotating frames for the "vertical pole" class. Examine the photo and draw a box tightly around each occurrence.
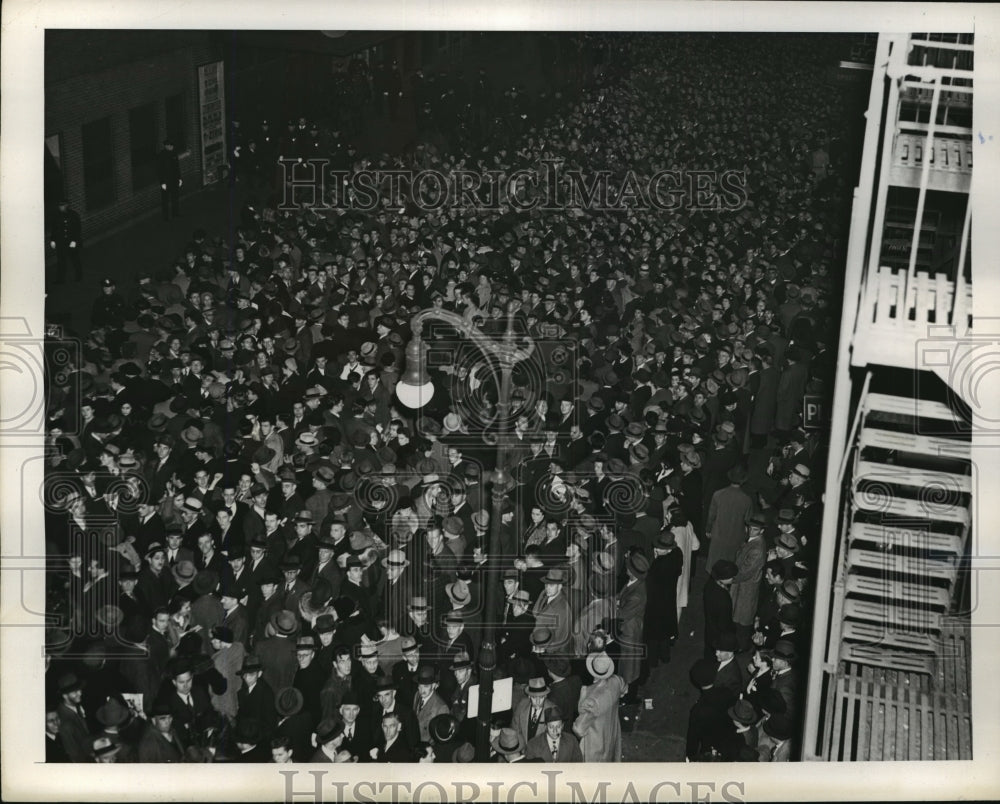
[474,308,516,761]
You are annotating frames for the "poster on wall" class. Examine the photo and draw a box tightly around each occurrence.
[197,60,226,185]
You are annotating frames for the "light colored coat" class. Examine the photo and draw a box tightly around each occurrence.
[673,523,699,621]
[211,642,245,720]
[573,675,626,762]
[573,596,613,657]
[413,690,449,742]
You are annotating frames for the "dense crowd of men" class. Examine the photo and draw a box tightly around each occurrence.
[43,32,854,764]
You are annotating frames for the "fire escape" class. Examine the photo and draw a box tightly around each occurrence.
[802,33,975,761]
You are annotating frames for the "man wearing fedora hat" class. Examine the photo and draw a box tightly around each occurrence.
[525,705,583,762]
[279,555,311,616]
[233,717,271,762]
[285,509,319,568]
[498,588,535,667]
[447,651,477,732]
[616,551,650,701]
[138,699,186,762]
[684,657,736,761]
[55,673,92,762]
[643,529,683,671]
[189,568,224,654]
[706,463,755,570]
[412,664,449,742]
[310,718,346,762]
[492,727,536,763]
[236,655,277,737]
[757,712,794,762]
[511,675,558,747]
[531,566,572,654]
[769,639,800,718]
[716,698,760,760]
[257,609,300,695]
[94,697,143,763]
[731,512,767,651]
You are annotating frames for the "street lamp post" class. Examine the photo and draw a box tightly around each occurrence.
[395,302,534,761]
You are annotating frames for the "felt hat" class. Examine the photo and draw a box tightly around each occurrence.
[210,625,234,644]
[430,714,459,743]
[491,728,525,756]
[690,658,718,687]
[526,676,550,696]
[445,581,471,606]
[772,640,798,663]
[192,570,218,596]
[779,603,802,626]
[727,464,748,484]
[627,552,650,578]
[777,531,801,552]
[275,687,304,717]
[508,589,531,607]
[381,549,410,569]
[711,559,738,581]
[586,651,615,680]
[95,698,130,727]
[728,699,758,726]
[269,609,300,637]
[777,508,798,524]
[763,713,793,741]
[171,560,197,586]
[92,736,121,758]
[237,655,263,675]
[592,551,615,574]
[541,567,566,585]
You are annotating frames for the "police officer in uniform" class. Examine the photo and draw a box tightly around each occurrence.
[91,278,129,356]
[49,198,83,284]
[157,140,182,220]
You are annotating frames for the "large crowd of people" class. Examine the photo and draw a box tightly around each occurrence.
[43,32,855,764]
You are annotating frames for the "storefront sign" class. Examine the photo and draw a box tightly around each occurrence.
[197,61,227,185]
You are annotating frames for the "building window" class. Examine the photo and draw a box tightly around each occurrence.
[81,116,114,211]
[165,92,187,153]
[129,103,159,190]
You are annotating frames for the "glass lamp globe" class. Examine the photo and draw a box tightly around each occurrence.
[395,379,435,409]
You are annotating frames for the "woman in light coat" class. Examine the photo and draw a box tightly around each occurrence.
[670,509,700,627]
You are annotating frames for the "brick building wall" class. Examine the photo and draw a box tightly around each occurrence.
[45,31,220,238]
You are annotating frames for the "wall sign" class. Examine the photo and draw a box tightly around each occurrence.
[803,394,828,429]
[197,61,227,185]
